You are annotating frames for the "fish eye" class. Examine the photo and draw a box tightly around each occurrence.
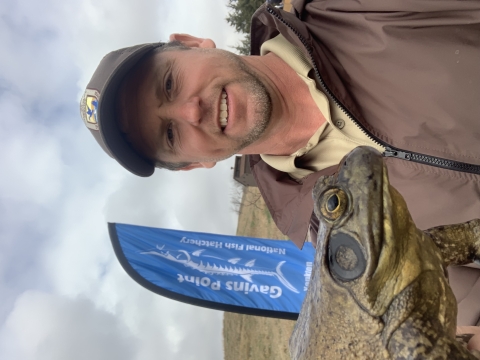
[327,194,339,212]
[320,188,348,221]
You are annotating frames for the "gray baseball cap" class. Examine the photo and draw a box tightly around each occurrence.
[80,42,165,177]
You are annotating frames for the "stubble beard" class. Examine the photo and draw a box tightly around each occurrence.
[234,70,272,152]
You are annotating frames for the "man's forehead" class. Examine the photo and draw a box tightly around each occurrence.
[116,54,157,134]
[122,47,193,103]
[134,48,181,80]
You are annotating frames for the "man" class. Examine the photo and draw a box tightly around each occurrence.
[80,0,480,329]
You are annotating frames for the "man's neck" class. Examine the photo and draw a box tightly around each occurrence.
[239,52,326,156]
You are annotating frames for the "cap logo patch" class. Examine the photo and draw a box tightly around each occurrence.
[80,89,100,130]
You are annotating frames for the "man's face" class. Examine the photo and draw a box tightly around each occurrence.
[117,47,272,167]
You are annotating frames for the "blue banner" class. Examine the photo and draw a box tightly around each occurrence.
[109,223,315,319]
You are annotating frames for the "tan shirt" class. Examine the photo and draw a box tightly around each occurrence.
[259,35,384,180]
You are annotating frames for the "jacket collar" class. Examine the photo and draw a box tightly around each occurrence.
[250,3,313,59]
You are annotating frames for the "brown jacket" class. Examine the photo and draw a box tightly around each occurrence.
[249,0,480,325]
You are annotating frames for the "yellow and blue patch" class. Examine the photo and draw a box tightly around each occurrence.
[80,89,100,130]
[85,96,98,124]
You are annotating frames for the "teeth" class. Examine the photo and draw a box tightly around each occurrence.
[220,90,228,129]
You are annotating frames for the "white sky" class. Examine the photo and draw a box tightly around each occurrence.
[0,1,245,359]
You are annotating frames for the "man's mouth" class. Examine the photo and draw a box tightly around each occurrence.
[220,89,229,131]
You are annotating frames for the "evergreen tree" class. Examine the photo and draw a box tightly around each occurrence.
[226,0,264,55]
[232,34,251,56]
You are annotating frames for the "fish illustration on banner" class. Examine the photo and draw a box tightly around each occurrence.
[142,245,300,293]
[109,223,315,319]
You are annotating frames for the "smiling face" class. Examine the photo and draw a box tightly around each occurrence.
[116,45,272,169]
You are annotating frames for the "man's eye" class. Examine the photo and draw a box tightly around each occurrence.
[165,76,173,94]
[167,123,174,145]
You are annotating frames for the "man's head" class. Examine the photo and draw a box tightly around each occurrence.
[80,34,272,176]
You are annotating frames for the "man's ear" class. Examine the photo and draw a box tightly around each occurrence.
[169,33,216,49]
[178,161,216,171]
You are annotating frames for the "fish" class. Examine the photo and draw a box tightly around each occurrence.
[290,146,480,360]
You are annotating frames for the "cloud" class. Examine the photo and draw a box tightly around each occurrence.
[0,0,78,106]
[71,0,174,92]
[0,92,63,205]
[0,0,244,359]
[104,163,239,234]
[0,291,139,360]
[92,262,225,360]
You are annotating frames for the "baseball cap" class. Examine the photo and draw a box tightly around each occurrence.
[80,42,165,177]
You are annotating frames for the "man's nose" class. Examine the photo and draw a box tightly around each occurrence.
[167,96,202,125]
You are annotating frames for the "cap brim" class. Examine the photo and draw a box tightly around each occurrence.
[98,44,159,177]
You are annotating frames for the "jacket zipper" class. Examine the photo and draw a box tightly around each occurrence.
[265,6,480,176]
